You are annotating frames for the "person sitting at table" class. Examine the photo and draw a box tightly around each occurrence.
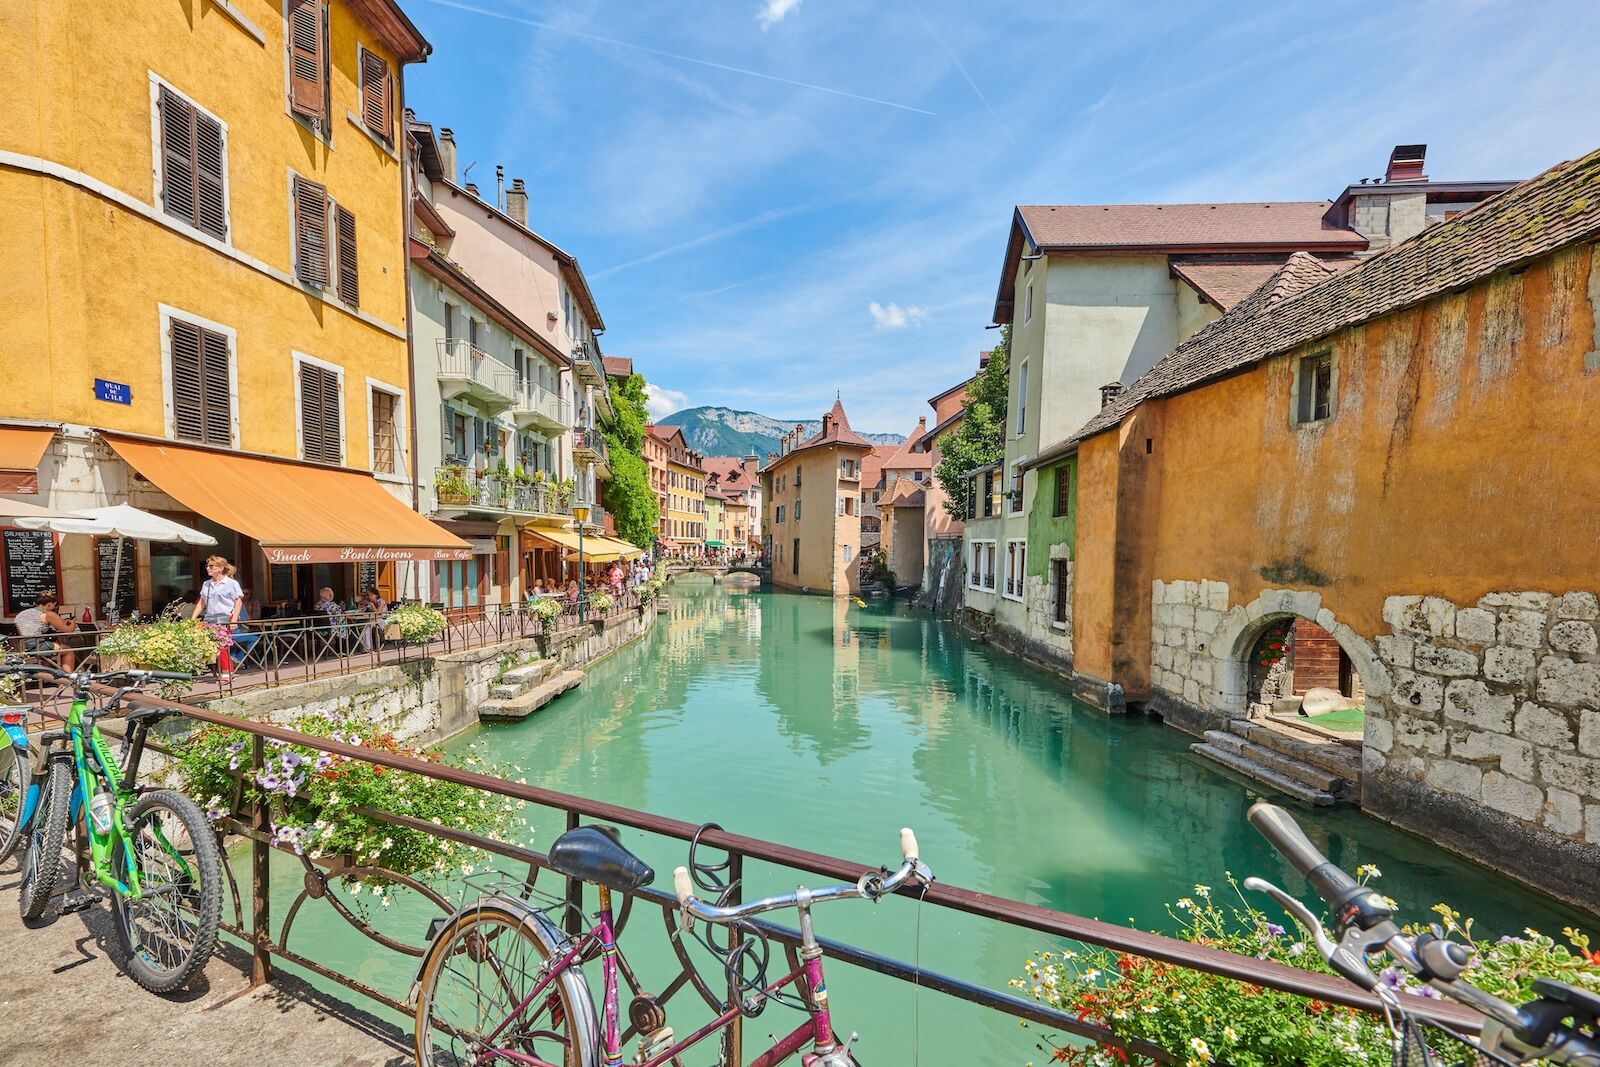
[15,590,78,671]
[241,587,262,624]
[231,590,262,663]
[359,586,388,652]
[529,579,546,599]
[564,579,580,607]
[313,586,345,633]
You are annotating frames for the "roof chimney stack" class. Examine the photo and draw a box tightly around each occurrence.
[439,128,457,183]
[506,179,528,227]
[1099,381,1125,408]
[1386,144,1427,183]
[465,182,481,199]
[495,164,505,209]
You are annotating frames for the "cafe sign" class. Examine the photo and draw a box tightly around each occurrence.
[261,545,474,565]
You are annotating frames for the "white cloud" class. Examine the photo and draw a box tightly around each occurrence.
[757,0,801,31]
[868,301,927,329]
[645,384,691,420]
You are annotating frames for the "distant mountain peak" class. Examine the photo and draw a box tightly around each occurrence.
[658,406,905,458]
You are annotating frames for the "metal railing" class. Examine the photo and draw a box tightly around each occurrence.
[573,424,610,467]
[437,339,518,406]
[433,465,573,517]
[511,380,571,427]
[32,677,1484,1067]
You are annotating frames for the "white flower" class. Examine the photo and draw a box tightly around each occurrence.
[1193,884,1211,898]
[1176,898,1195,910]
[1189,1037,1212,1062]
[1222,1026,1238,1042]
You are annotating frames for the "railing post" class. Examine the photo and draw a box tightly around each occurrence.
[723,851,743,1066]
[250,734,272,985]
[563,809,583,937]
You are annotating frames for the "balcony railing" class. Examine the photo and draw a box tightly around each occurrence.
[437,339,518,410]
[573,424,609,467]
[511,381,571,430]
[434,466,573,517]
[572,339,607,385]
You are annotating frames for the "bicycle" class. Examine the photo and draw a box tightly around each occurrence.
[1246,801,1600,1065]
[410,824,932,1066]
[1,663,223,995]
[0,696,35,864]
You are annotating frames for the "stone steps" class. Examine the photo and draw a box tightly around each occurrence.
[489,659,556,700]
[1190,742,1339,807]
[1228,719,1362,781]
[1200,731,1347,794]
[479,669,585,722]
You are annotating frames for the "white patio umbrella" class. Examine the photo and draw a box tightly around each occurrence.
[15,503,216,618]
[0,497,88,520]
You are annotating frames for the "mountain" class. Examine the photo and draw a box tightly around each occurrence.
[657,406,905,459]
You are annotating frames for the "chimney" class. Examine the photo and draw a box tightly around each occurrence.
[1099,381,1124,408]
[506,179,528,226]
[1386,144,1427,183]
[465,182,481,199]
[495,164,505,209]
[439,128,457,183]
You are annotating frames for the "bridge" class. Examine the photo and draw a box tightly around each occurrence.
[664,561,771,583]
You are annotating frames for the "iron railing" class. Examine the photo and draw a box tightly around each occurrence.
[433,465,573,517]
[437,339,518,408]
[511,380,571,427]
[573,424,610,467]
[24,681,1485,1067]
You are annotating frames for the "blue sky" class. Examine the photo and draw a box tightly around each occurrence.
[405,0,1600,433]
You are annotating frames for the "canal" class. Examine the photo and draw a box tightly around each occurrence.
[276,579,1592,1065]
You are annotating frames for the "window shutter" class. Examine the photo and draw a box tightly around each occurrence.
[158,86,197,226]
[299,362,341,464]
[193,111,226,239]
[287,0,325,121]
[170,319,205,442]
[335,204,359,306]
[293,175,329,287]
[200,328,231,444]
[441,403,453,457]
[360,48,391,141]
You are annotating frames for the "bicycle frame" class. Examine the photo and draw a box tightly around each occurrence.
[2,709,46,833]
[53,694,152,899]
[478,885,837,1067]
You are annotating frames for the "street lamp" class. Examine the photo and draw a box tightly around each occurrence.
[571,499,590,622]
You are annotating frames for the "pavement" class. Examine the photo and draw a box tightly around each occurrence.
[0,855,411,1066]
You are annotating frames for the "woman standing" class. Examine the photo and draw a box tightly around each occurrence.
[191,556,242,682]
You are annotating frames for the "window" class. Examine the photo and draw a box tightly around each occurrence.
[370,387,398,474]
[1009,466,1023,514]
[968,540,996,591]
[792,538,800,576]
[981,470,995,517]
[1053,464,1072,518]
[794,466,802,486]
[168,316,232,446]
[335,205,359,307]
[1294,350,1335,425]
[156,83,227,239]
[292,174,329,287]
[358,46,392,144]
[842,544,851,563]
[298,358,342,464]
[286,0,329,127]
[1004,539,1026,601]
[1024,281,1034,324]
[913,470,925,483]
[1016,359,1028,436]
[1053,559,1070,625]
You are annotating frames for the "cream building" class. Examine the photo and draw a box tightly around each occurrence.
[761,400,872,595]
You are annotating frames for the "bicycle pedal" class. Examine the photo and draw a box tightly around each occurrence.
[59,889,103,914]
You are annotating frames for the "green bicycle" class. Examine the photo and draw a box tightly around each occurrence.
[3,663,222,994]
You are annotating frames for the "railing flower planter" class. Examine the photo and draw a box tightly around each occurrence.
[387,603,448,644]
[436,464,473,505]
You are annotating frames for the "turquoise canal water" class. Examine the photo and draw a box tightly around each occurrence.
[269,579,1592,1065]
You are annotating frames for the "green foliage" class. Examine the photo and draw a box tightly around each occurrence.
[0,672,20,704]
[601,373,661,548]
[98,618,220,689]
[639,575,666,604]
[935,326,1010,520]
[530,596,563,627]
[1016,876,1600,1066]
[435,464,472,502]
[587,590,614,614]
[388,602,447,644]
[176,711,525,881]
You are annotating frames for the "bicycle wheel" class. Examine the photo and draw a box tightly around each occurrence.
[414,901,600,1067]
[18,760,72,920]
[110,789,222,994]
[0,742,27,864]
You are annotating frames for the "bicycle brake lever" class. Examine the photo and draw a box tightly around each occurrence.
[1244,877,1338,957]
[1245,876,1382,991]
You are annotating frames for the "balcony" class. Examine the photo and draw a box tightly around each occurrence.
[510,381,571,433]
[432,465,574,519]
[573,424,611,478]
[572,339,607,387]
[437,339,517,412]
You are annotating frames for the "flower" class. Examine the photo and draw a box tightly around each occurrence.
[1265,922,1285,937]
[1189,1037,1212,1062]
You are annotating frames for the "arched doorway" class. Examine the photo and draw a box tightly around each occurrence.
[1244,615,1365,727]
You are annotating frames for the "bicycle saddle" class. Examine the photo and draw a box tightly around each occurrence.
[549,826,654,893]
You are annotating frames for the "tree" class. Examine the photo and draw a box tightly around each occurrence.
[934,326,1010,520]
[601,373,660,547]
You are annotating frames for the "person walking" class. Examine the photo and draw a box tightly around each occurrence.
[191,555,243,682]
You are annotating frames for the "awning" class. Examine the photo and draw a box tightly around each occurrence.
[105,435,472,563]
[704,540,724,547]
[0,426,55,493]
[594,536,643,559]
[521,526,585,553]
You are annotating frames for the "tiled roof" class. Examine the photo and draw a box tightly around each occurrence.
[1069,146,1600,447]
[702,456,753,485]
[881,419,932,470]
[860,449,886,490]
[884,480,926,508]
[788,398,874,455]
[1169,257,1311,310]
[602,356,634,378]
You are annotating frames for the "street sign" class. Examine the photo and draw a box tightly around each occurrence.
[94,378,132,405]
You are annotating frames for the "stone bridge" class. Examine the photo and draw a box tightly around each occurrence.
[664,562,770,584]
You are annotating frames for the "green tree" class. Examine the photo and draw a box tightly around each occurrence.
[601,373,660,547]
[934,326,1010,519]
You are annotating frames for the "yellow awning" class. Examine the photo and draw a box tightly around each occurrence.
[0,426,55,493]
[105,435,471,563]
[521,526,585,552]
[600,537,644,559]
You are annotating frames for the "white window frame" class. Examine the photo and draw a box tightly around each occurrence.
[364,376,407,482]
[148,73,232,246]
[158,303,240,448]
[842,544,851,563]
[968,538,996,591]
[1016,358,1028,437]
[1003,538,1027,602]
[1024,280,1034,325]
[292,350,347,465]
[1009,465,1024,514]
[1289,348,1339,427]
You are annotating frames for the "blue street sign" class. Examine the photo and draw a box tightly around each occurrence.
[94,379,132,405]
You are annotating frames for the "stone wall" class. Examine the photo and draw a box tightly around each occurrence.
[918,536,965,615]
[1364,591,1600,907]
[1022,545,1073,662]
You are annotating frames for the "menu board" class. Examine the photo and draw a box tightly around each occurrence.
[357,561,378,593]
[3,528,60,617]
[97,538,137,618]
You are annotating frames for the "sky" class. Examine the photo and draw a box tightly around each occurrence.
[403,0,1600,433]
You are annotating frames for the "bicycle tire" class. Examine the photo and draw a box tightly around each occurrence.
[414,900,600,1067]
[0,742,27,864]
[19,760,71,920]
[110,789,222,994]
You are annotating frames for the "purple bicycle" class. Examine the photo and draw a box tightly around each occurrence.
[410,825,932,1066]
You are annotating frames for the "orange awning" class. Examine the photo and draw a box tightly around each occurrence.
[0,426,55,493]
[105,435,471,564]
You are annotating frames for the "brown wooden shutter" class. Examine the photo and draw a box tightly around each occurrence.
[288,0,325,121]
[193,111,227,238]
[158,86,197,225]
[170,319,231,446]
[293,175,329,287]
[300,362,342,464]
[360,48,391,141]
[200,328,231,444]
[335,205,359,306]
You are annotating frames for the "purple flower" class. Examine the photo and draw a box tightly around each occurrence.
[257,772,281,791]
[1379,967,1405,990]
[1266,922,1286,937]
[314,753,333,772]
[281,751,303,769]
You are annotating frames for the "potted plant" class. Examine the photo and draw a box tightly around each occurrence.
[386,602,448,644]
[96,617,220,692]
[586,590,614,616]
[530,596,562,631]
[436,464,472,505]
[555,477,575,510]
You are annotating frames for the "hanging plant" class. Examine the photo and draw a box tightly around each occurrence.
[388,603,447,644]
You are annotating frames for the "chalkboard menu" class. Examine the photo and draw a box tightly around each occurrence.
[357,561,378,593]
[96,538,137,618]
[3,528,60,616]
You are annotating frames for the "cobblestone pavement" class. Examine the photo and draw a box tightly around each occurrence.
[0,857,410,1066]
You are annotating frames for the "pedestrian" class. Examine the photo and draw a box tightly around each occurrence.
[16,590,79,671]
[191,555,243,682]
[608,560,624,597]
[359,585,388,652]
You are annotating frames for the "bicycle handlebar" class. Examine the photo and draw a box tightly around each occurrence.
[0,663,193,683]
[674,828,931,923]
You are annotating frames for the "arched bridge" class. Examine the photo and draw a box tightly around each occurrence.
[664,562,771,583]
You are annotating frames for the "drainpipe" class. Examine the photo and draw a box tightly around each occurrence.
[398,64,422,601]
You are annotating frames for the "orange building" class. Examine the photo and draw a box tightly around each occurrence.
[760,400,873,595]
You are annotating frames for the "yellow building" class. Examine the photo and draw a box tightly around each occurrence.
[1,0,461,617]
[760,400,870,595]
[649,425,705,556]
